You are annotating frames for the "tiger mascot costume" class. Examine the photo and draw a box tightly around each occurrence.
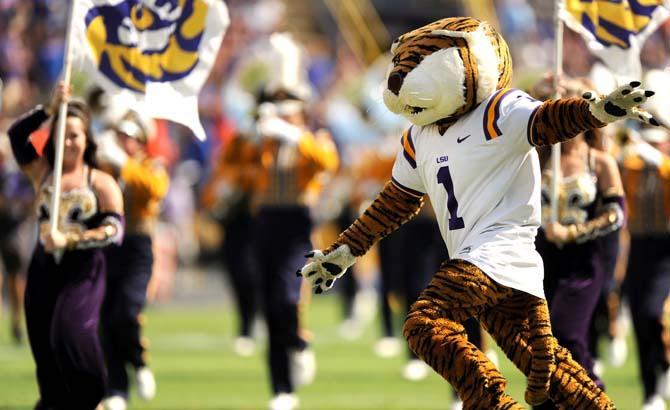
[300,17,657,409]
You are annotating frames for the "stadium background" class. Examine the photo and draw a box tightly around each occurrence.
[1,0,669,408]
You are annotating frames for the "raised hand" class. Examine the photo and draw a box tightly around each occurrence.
[256,102,303,144]
[298,244,356,294]
[582,81,658,126]
[48,81,72,116]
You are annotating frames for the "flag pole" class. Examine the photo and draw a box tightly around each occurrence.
[550,0,564,223]
[50,0,77,261]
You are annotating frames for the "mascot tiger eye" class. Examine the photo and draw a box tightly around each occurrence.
[301,16,656,409]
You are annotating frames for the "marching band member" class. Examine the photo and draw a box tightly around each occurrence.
[620,127,670,410]
[240,32,340,410]
[97,110,169,410]
[202,130,261,357]
[534,79,626,400]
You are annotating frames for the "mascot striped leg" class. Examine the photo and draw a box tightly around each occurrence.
[404,260,615,409]
[480,296,615,409]
[404,300,521,409]
[404,261,523,409]
[525,296,555,405]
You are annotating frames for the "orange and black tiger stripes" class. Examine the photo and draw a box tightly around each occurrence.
[480,308,615,409]
[421,260,509,309]
[388,18,513,136]
[326,180,424,257]
[405,301,523,409]
[404,260,615,409]
[405,262,523,409]
[492,29,512,89]
[457,46,478,113]
[524,297,555,406]
[528,98,605,146]
[395,17,480,42]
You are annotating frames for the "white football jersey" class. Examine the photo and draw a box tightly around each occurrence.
[391,88,545,299]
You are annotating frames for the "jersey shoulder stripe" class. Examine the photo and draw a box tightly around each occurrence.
[401,127,417,169]
[483,88,514,140]
[391,176,424,197]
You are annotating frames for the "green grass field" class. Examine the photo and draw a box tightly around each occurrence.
[0,295,645,409]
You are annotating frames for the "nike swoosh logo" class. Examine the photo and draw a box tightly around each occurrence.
[457,134,471,143]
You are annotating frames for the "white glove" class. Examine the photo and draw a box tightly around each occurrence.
[256,116,303,144]
[583,81,659,126]
[96,131,128,171]
[298,244,356,294]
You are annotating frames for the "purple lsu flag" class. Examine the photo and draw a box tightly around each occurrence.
[72,0,230,140]
[560,0,670,80]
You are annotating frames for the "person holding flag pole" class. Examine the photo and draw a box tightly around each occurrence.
[69,0,231,142]
[560,0,670,393]
[534,74,628,409]
[65,1,229,408]
[6,1,125,408]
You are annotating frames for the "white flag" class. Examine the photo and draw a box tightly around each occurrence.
[72,0,229,140]
[559,0,670,80]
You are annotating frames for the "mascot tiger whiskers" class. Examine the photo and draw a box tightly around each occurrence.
[301,16,657,409]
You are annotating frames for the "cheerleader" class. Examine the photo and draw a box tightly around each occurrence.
[8,82,124,409]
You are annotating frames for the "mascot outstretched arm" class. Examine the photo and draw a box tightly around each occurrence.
[301,17,654,409]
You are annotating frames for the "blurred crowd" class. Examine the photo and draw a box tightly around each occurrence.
[2,0,670,409]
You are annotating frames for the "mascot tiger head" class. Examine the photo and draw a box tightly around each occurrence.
[383,17,512,134]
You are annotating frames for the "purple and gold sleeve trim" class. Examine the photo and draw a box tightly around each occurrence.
[391,177,424,198]
[572,196,625,244]
[73,212,125,250]
[483,88,514,141]
[401,127,417,169]
[526,105,541,146]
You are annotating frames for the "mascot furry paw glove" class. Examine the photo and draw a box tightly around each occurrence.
[583,81,658,125]
[299,245,356,293]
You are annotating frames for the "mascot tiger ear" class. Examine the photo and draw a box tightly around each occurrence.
[383,17,512,133]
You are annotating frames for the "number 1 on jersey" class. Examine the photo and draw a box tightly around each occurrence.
[437,166,465,230]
